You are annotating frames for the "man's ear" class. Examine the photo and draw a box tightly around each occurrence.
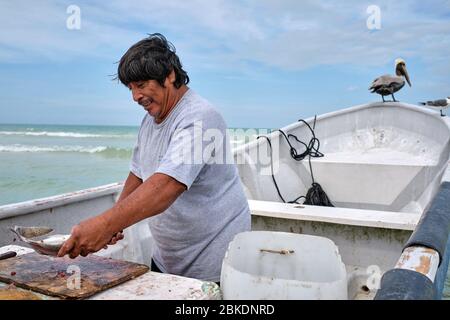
[166,70,176,85]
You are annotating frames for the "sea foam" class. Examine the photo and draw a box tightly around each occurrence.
[0,131,130,138]
[0,144,132,157]
[0,144,107,153]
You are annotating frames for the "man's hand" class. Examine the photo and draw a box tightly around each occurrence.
[57,215,114,259]
[57,173,185,259]
[107,231,124,245]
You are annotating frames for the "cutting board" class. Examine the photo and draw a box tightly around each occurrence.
[0,287,44,300]
[0,252,149,299]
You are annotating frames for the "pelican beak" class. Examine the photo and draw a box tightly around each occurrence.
[400,64,411,87]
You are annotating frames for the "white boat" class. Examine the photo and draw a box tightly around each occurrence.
[1,102,449,300]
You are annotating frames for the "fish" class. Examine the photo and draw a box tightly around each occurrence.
[9,226,69,256]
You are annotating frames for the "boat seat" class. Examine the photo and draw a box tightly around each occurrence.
[249,199,420,231]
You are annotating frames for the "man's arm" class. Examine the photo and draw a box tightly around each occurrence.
[58,173,186,258]
[107,172,143,245]
[117,172,143,203]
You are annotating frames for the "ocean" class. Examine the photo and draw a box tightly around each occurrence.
[0,123,139,205]
[0,123,265,205]
[0,123,449,299]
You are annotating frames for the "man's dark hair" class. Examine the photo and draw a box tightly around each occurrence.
[117,33,189,88]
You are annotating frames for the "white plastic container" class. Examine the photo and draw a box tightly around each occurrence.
[220,231,348,300]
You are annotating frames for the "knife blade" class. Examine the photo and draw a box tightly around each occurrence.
[0,251,17,260]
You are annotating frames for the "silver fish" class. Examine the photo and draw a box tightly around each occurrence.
[10,226,69,256]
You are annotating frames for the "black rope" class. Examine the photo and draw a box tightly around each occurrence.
[257,135,289,203]
[257,116,334,207]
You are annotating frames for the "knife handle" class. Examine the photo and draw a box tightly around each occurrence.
[0,251,17,260]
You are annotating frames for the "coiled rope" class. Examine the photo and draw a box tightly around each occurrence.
[257,116,334,207]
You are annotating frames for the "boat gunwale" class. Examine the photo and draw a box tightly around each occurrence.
[232,101,450,156]
[0,182,123,220]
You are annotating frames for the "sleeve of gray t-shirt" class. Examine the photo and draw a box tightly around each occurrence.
[155,107,226,190]
[130,142,141,179]
[129,121,143,179]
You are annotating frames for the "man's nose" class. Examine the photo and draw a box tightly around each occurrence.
[131,88,143,102]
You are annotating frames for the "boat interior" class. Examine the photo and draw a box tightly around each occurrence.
[235,102,450,214]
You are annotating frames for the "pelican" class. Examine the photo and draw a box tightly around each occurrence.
[419,97,450,117]
[369,58,412,102]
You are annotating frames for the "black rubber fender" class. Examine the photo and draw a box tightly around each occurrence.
[404,182,450,266]
[374,268,436,300]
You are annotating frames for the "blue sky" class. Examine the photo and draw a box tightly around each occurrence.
[0,0,449,128]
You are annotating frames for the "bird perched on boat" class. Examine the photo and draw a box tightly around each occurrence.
[419,97,450,117]
[369,58,412,102]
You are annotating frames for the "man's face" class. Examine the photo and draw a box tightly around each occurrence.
[128,72,176,122]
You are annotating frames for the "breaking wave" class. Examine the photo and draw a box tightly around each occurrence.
[0,131,133,138]
[0,145,132,157]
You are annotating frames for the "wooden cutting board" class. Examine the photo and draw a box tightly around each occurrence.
[0,287,44,300]
[0,252,149,299]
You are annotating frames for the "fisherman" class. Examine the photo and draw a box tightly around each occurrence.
[58,33,251,284]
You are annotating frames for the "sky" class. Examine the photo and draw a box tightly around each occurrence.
[0,0,449,129]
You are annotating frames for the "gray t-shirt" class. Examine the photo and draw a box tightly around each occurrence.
[130,89,251,282]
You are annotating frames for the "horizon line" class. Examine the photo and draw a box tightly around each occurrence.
[0,122,273,130]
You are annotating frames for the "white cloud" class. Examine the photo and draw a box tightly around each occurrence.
[0,1,140,62]
[0,0,449,80]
